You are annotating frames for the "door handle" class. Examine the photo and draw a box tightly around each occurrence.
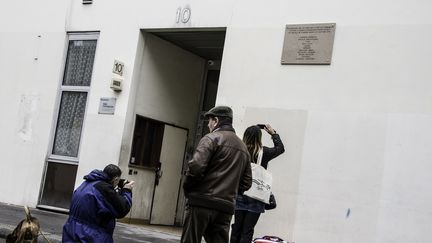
[155,165,163,186]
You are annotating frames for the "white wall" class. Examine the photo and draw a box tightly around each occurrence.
[376,114,432,243]
[291,112,387,242]
[0,1,69,206]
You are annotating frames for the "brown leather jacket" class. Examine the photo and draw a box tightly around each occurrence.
[183,125,252,214]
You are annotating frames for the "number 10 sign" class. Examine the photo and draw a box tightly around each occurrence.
[112,60,124,76]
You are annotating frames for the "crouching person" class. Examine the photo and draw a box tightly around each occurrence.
[62,164,134,243]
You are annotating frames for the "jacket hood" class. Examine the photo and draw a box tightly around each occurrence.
[84,169,109,182]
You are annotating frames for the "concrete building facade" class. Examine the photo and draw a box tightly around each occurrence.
[1,0,431,242]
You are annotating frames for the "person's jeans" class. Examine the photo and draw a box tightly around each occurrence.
[181,205,232,243]
[230,210,261,243]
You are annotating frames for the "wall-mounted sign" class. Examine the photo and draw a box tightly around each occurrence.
[98,97,116,115]
[112,60,124,76]
[281,23,336,65]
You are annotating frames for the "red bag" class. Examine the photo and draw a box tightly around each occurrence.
[253,235,294,243]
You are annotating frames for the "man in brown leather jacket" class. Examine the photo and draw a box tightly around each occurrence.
[181,106,252,243]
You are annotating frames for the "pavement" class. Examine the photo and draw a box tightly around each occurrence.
[0,202,181,243]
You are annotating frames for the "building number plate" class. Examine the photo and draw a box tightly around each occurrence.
[113,60,124,76]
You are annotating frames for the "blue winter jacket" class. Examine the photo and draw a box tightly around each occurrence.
[62,170,132,243]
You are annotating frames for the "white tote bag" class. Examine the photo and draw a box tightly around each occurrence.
[243,149,272,203]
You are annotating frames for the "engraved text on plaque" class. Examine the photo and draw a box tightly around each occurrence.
[281,23,336,65]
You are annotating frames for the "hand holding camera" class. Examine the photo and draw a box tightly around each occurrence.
[257,124,276,135]
[118,179,135,190]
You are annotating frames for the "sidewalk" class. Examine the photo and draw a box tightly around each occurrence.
[0,203,181,243]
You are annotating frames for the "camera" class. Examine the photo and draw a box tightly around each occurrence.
[118,179,130,188]
[257,124,266,129]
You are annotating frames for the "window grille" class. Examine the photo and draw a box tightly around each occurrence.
[62,40,97,86]
[52,92,87,157]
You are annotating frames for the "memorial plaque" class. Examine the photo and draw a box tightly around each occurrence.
[281,23,336,65]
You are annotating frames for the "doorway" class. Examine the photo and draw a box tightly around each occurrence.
[126,28,225,226]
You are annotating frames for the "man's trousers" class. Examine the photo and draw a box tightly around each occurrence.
[181,205,232,243]
[230,210,261,243]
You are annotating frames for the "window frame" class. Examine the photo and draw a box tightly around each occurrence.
[47,32,99,164]
[129,115,166,170]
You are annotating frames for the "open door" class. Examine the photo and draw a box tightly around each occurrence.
[150,124,188,225]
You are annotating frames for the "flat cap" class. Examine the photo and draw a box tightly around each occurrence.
[204,106,233,119]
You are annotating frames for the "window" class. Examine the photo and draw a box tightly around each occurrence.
[39,33,98,210]
[50,34,97,160]
[52,91,88,157]
[39,162,78,209]
[130,115,165,168]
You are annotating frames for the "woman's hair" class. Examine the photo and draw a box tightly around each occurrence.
[243,125,262,163]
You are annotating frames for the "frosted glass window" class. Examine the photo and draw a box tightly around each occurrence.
[62,40,97,86]
[52,92,87,157]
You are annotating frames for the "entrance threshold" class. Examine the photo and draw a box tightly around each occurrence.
[118,218,182,236]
